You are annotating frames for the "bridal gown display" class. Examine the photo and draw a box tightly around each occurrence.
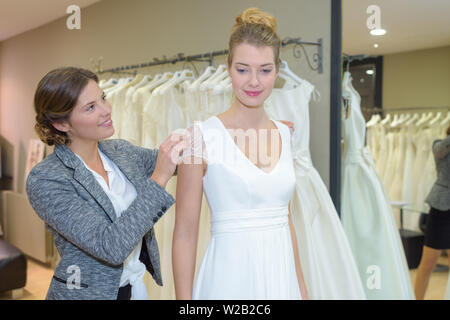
[264,80,366,299]
[366,111,448,233]
[340,72,414,299]
[191,117,302,300]
[142,83,212,300]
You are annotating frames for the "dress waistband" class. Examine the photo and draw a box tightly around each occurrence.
[344,147,374,166]
[211,206,289,235]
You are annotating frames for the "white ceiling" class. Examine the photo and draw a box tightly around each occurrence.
[0,0,101,41]
[343,0,450,56]
[1,0,449,56]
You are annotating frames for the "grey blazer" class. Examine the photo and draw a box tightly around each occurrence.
[26,139,175,300]
[425,135,450,211]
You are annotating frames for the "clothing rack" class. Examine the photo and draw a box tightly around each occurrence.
[363,106,450,114]
[343,54,366,72]
[96,37,323,75]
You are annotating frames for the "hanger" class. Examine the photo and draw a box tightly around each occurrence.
[213,76,231,94]
[390,113,400,127]
[415,112,433,127]
[428,111,443,126]
[381,113,391,125]
[200,64,227,91]
[280,60,321,101]
[189,66,216,91]
[131,74,154,90]
[100,78,119,90]
[276,72,298,89]
[207,68,229,89]
[440,111,450,126]
[105,76,135,95]
[158,69,195,95]
[406,112,419,125]
[280,60,304,85]
[399,113,411,124]
[366,114,381,127]
[144,72,174,94]
[203,66,228,91]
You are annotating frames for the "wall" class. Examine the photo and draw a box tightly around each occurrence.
[0,0,332,193]
[383,45,450,109]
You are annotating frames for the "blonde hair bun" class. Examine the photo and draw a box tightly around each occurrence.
[234,7,277,33]
[228,7,281,68]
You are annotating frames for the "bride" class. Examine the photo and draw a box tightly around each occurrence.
[172,8,309,300]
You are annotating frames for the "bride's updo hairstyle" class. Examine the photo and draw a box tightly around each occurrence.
[228,7,282,70]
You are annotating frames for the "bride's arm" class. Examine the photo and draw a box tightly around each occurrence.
[172,155,205,300]
[288,209,309,300]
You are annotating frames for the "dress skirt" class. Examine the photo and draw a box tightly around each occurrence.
[424,207,450,250]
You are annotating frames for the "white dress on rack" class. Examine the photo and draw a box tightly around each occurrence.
[391,126,407,202]
[402,123,417,204]
[192,117,302,300]
[401,123,420,230]
[264,81,366,299]
[414,128,434,211]
[340,73,414,299]
[143,80,213,300]
[374,124,388,179]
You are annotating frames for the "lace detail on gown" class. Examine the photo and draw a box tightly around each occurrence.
[178,122,208,164]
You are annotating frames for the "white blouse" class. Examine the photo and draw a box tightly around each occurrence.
[75,149,148,300]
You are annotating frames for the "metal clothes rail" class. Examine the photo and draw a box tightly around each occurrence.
[362,106,450,114]
[95,37,323,75]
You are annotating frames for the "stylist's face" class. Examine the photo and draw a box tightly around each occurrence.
[65,80,114,143]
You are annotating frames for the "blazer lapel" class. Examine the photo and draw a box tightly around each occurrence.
[54,144,117,223]
[98,140,143,189]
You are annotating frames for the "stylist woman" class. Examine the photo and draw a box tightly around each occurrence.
[414,125,450,299]
[26,67,187,300]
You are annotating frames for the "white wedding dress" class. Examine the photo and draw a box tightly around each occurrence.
[340,72,414,299]
[264,80,366,299]
[191,116,302,300]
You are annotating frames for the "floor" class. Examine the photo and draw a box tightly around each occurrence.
[0,255,448,300]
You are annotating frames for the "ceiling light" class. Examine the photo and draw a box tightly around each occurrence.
[370,28,387,36]
[374,44,379,48]
[366,70,374,75]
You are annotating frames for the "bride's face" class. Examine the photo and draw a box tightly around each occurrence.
[228,42,278,108]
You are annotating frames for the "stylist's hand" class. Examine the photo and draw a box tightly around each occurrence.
[151,132,190,189]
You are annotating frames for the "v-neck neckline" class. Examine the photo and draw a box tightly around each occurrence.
[213,116,284,175]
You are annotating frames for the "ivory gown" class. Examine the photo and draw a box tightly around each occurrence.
[340,72,414,299]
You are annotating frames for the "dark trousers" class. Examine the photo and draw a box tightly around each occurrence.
[116,238,153,300]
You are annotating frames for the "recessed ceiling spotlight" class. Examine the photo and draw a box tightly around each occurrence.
[374,44,379,48]
[370,28,387,36]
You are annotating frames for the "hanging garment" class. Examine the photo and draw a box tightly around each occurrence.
[374,124,388,179]
[141,90,162,149]
[264,81,366,299]
[340,72,414,300]
[142,83,212,300]
[402,123,418,204]
[366,122,379,162]
[401,123,421,231]
[190,116,302,300]
[390,126,407,202]
[414,128,434,211]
